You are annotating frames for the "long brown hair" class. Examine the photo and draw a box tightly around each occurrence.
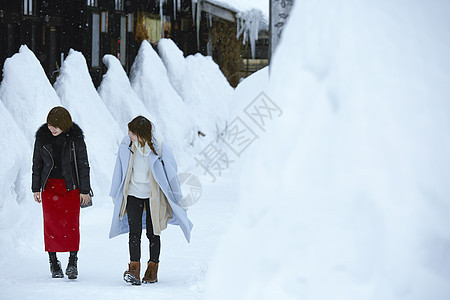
[128,116,158,155]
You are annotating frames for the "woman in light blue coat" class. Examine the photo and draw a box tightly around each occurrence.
[109,116,193,285]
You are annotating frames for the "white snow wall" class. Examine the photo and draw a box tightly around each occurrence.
[157,38,232,149]
[0,101,40,264]
[206,1,450,300]
[0,45,61,145]
[98,55,163,139]
[0,46,60,264]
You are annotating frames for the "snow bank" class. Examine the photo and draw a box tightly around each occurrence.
[0,100,42,266]
[230,65,268,116]
[0,46,58,263]
[130,40,197,170]
[207,0,450,299]
[54,49,123,195]
[98,54,163,139]
[0,45,61,145]
[216,66,269,180]
[158,38,232,148]
[0,101,30,221]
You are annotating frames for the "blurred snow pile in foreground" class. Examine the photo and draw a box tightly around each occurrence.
[206,0,450,299]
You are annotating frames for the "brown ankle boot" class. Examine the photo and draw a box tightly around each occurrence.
[123,261,141,285]
[142,261,158,283]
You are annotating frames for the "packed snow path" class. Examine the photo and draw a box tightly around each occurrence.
[0,176,236,299]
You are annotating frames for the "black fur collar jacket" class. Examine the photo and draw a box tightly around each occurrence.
[32,123,91,194]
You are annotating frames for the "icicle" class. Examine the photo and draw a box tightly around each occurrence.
[236,9,264,59]
[192,0,197,23]
[173,0,176,20]
[236,16,240,38]
[236,14,246,42]
[172,0,181,20]
[196,1,201,50]
[160,0,164,38]
[208,13,213,28]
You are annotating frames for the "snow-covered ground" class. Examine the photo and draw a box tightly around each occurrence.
[0,177,237,299]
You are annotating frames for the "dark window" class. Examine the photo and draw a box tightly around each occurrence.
[92,13,100,67]
[127,13,134,32]
[101,11,108,33]
[115,0,124,11]
[87,0,98,7]
[23,0,35,15]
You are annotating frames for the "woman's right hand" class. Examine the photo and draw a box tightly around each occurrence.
[33,192,41,203]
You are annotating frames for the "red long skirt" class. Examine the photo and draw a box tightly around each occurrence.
[41,178,80,252]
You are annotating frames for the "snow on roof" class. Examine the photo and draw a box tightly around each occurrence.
[193,0,269,58]
[203,0,269,21]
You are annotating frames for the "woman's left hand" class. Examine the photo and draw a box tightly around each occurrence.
[80,193,91,205]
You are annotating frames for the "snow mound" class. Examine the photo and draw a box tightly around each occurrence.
[0,100,41,266]
[231,65,268,116]
[158,38,232,149]
[130,40,197,170]
[0,100,30,217]
[0,45,61,145]
[54,49,123,196]
[207,0,450,299]
[98,54,163,139]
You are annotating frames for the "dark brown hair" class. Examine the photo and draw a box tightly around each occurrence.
[47,106,73,132]
[128,116,158,155]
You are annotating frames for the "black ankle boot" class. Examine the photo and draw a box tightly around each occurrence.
[49,259,64,278]
[66,254,78,279]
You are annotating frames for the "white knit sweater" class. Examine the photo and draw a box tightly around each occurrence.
[128,141,152,199]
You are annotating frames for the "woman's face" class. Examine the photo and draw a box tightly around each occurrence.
[128,130,138,142]
[48,124,63,136]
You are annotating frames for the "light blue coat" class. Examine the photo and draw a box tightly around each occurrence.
[109,136,193,242]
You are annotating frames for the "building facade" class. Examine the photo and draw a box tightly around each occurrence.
[1,0,192,86]
[0,0,267,87]
[194,0,269,86]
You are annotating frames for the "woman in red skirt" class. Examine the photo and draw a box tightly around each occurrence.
[32,107,91,279]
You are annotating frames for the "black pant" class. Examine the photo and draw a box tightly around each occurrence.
[48,251,77,261]
[126,195,161,263]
